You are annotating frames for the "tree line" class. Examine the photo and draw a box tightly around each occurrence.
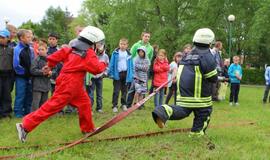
[19,0,270,68]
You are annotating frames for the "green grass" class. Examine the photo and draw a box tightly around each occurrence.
[1,79,270,159]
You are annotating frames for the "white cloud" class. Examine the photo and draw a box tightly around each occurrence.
[0,0,84,28]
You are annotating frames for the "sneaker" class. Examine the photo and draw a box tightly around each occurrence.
[156,117,165,129]
[97,109,103,113]
[112,107,118,113]
[16,123,27,143]
[229,102,233,106]
[235,103,239,106]
[122,105,128,111]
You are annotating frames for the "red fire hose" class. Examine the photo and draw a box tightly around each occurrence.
[0,121,254,151]
[0,79,172,159]
[0,76,256,159]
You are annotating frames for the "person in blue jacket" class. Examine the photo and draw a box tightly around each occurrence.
[13,29,35,118]
[263,65,270,103]
[228,56,242,106]
[108,38,133,113]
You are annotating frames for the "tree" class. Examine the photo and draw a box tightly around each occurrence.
[39,6,74,44]
[17,0,265,67]
[19,6,74,44]
[19,20,43,37]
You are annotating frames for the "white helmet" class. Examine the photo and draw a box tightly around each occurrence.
[192,28,215,45]
[79,26,105,43]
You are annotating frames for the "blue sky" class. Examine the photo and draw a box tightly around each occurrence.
[0,0,84,29]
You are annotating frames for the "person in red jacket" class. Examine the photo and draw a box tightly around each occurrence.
[16,26,107,143]
[153,49,170,108]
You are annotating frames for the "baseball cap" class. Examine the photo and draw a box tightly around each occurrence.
[0,29,10,38]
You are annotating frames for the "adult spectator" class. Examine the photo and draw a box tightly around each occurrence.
[211,41,223,101]
[6,24,17,48]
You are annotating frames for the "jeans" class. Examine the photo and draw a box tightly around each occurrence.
[89,77,103,111]
[154,87,164,107]
[165,83,177,105]
[211,81,220,100]
[229,83,240,103]
[0,76,13,117]
[112,71,127,108]
[263,84,270,102]
[14,77,33,118]
[126,82,135,108]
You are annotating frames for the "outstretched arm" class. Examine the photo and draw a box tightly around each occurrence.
[47,48,72,68]
[85,49,107,75]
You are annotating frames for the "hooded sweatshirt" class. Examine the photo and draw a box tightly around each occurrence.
[134,46,150,83]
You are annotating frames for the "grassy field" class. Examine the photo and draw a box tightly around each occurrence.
[0,79,270,160]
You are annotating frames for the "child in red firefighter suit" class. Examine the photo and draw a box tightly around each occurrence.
[16,26,107,142]
[152,28,218,137]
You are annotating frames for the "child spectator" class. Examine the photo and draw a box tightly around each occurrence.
[109,38,133,113]
[131,32,154,61]
[47,32,61,94]
[263,65,270,103]
[32,37,39,57]
[153,49,169,108]
[0,29,13,118]
[133,46,150,108]
[30,42,51,111]
[165,52,182,105]
[89,46,109,113]
[228,56,242,106]
[47,32,59,55]
[13,29,35,118]
[85,73,92,100]
[149,44,159,94]
[218,58,230,100]
[182,43,192,57]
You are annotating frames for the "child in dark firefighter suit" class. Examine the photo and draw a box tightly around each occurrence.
[16,26,107,142]
[152,28,218,136]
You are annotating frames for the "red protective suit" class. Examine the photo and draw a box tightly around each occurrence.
[22,47,107,133]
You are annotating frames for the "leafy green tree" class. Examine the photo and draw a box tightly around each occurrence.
[19,6,74,45]
[19,20,43,37]
[17,0,270,67]
[39,6,73,44]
